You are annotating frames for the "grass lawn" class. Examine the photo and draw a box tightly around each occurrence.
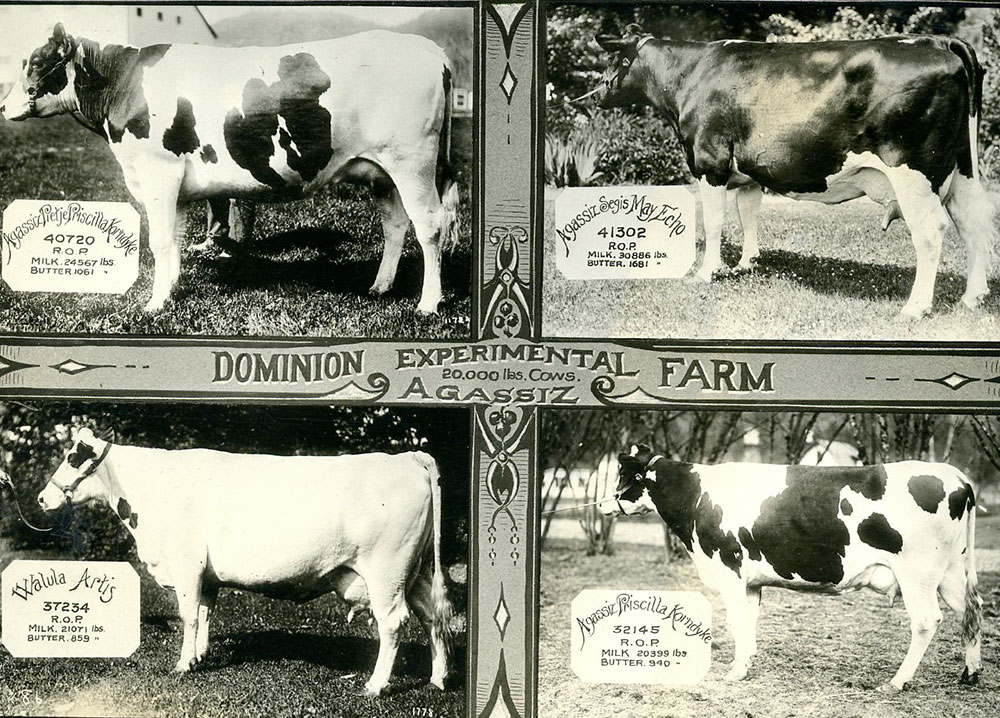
[0,115,472,339]
[543,189,1000,341]
[538,511,1000,718]
[0,541,467,718]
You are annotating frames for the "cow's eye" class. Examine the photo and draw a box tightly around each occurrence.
[621,58,631,68]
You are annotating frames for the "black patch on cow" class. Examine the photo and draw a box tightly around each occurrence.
[857,512,903,554]
[67,441,96,469]
[695,492,744,576]
[736,465,888,584]
[840,498,853,516]
[69,40,170,144]
[948,483,976,520]
[738,526,761,561]
[201,144,218,164]
[162,97,200,155]
[115,497,138,528]
[223,52,333,188]
[908,474,946,514]
[641,461,702,552]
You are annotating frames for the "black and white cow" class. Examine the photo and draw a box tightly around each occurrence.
[592,24,995,317]
[601,444,983,692]
[1,24,459,313]
[37,428,453,695]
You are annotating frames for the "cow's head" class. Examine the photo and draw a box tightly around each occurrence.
[599,443,658,516]
[593,24,653,109]
[37,427,111,512]
[0,23,81,121]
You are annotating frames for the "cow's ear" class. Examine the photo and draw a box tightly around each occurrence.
[618,452,633,464]
[623,23,645,38]
[73,426,96,444]
[51,23,74,55]
[635,443,652,455]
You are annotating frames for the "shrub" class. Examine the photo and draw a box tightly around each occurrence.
[592,109,691,186]
[545,130,603,187]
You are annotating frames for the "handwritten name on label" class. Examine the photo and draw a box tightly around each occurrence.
[571,589,711,685]
[1,200,140,294]
[2,560,140,658]
[554,186,696,280]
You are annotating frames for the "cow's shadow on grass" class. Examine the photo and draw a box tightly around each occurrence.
[187,227,471,301]
[720,242,1000,309]
[207,630,467,692]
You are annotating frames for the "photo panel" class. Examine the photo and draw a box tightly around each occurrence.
[0,401,471,717]
[539,408,999,717]
[543,3,1000,341]
[0,3,476,339]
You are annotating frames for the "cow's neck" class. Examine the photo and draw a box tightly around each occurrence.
[635,41,705,121]
[644,459,702,552]
[92,448,146,538]
[72,39,155,141]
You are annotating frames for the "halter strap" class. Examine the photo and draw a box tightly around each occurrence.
[27,50,76,115]
[646,455,664,470]
[63,441,112,496]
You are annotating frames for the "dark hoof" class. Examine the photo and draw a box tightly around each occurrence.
[960,667,981,686]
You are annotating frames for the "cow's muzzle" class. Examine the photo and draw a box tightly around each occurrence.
[37,483,67,512]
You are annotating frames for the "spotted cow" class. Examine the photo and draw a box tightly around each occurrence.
[37,428,453,696]
[592,24,996,317]
[1,24,459,313]
[601,444,983,692]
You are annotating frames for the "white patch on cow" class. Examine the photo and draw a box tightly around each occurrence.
[692,462,789,542]
[645,469,658,482]
[629,444,639,457]
[276,116,299,157]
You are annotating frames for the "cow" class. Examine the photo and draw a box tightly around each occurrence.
[0,24,460,314]
[591,24,996,317]
[600,444,983,693]
[36,428,453,696]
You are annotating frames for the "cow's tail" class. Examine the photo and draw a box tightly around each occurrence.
[416,451,453,659]
[948,37,984,182]
[961,481,983,655]
[436,64,461,253]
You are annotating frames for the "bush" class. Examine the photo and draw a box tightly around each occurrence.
[982,13,1000,181]
[545,129,603,187]
[592,110,691,186]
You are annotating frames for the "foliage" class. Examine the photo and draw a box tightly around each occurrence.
[765,6,961,42]
[0,403,469,564]
[544,130,604,188]
[981,11,1000,180]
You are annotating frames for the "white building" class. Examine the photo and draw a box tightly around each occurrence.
[0,5,216,94]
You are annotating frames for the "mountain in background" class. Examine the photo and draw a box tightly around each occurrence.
[212,7,473,86]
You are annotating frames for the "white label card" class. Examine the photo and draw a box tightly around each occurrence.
[554,186,697,280]
[571,589,712,684]
[1,560,140,658]
[1,200,140,294]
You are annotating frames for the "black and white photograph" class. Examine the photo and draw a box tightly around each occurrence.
[0,4,475,338]
[0,402,470,717]
[539,409,1000,717]
[544,4,1000,340]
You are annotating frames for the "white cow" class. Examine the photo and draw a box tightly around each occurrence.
[37,428,452,695]
[1,24,460,313]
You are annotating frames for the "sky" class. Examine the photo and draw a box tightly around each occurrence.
[0,4,439,83]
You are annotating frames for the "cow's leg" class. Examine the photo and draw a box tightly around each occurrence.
[230,200,256,246]
[882,580,943,692]
[693,179,728,282]
[370,178,411,297]
[937,556,983,685]
[364,580,411,695]
[172,573,205,673]
[191,198,230,253]
[716,573,758,681]
[944,172,995,310]
[169,205,186,286]
[140,169,185,313]
[882,168,950,317]
[393,172,447,313]
[735,184,763,271]
[407,570,449,690]
[194,582,219,664]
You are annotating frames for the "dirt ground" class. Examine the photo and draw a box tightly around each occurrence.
[539,513,1000,718]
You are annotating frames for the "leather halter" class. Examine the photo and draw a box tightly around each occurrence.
[26,50,75,115]
[61,441,112,499]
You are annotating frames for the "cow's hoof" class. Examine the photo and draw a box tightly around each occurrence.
[369,282,392,296]
[959,293,986,312]
[876,682,903,694]
[733,261,757,275]
[897,304,930,319]
[143,298,168,314]
[430,675,447,691]
[173,658,195,673]
[187,240,214,254]
[959,667,981,686]
[724,667,748,682]
[362,683,385,697]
